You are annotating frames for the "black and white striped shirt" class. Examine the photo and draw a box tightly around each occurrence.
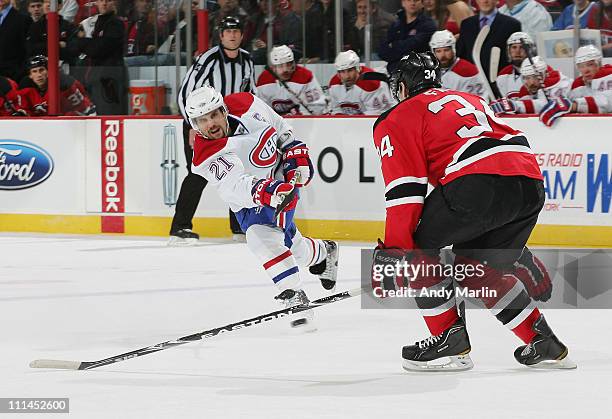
[177,46,257,120]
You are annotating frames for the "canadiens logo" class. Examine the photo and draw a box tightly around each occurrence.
[340,102,362,115]
[249,127,278,168]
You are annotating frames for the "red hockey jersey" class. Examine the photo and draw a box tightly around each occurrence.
[19,75,97,116]
[373,88,543,249]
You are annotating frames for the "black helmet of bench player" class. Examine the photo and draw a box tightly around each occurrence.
[390,51,441,101]
[27,55,48,70]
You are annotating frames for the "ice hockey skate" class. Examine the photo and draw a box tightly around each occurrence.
[274,289,317,332]
[309,240,339,291]
[402,317,473,372]
[168,229,199,246]
[514,315,577,369]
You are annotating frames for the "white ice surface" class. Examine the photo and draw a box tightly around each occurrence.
[0,234,609,419]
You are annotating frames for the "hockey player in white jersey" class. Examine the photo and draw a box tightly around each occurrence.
[569,45,612,114]
[185,85,339,330]
[256,45,327,116]
[429,30,484,96]
[497,32,536,98]
[490,56,572,120]
[327,50,394,115]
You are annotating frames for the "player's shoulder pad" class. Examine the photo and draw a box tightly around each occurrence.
[498,64,514,76]
[192,135,229,167]
[373,101,402,132]
[544,67,561,88]
[256,69,276,87]
[225,92,255,117]
[571,76,585,89]
[328,74,341,87]
[291,66,314,84]
[517,85,529,98]
[452,59,479,77]
[356,71,381,92]
[594,64,612,79]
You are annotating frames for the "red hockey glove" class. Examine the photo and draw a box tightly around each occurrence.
[282,144,313,187]
[514,247,552,302]
[252,178,298,212]
[539,97,572,127]
[490,98,516,115]
[372,239,407,297]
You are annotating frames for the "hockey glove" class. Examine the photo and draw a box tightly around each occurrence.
[252,178,298,212]
[490,98,516,115]
[372,239,407,297]
[282,143,313,187]
[539,97,572,127]
[514,247,552,302]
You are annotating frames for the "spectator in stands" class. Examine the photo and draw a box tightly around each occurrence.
[59,0,78,22]
[346,0,396,60]
[490,56,572,116]
[256,44,326,114]
[327,49,394,114]
[457,0,521,83]
[75,0,126,114]
[423,0,472,34]
[320,0,351,62]
[430,29,484,95]
[378,0,437,73]
[18,55,96,115]
[499,0,552,41]
[553,0,596,29]
[209,0,247,47]
[124,0,156,58]
[293,0,324,62]
[250,0,303,64]
[569,44,612,113]
[587,0,612,56]
[27,0,78,66]
[0,0,31,81]
[28,0,42,22]
[496,31,536,98]
[0,75,27,115]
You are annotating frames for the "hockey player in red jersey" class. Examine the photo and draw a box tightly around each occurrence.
[0,76,27,116]
[19,56,97,116]
[372,51,573,371]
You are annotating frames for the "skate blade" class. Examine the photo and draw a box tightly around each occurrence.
[402,354,474,372]
[527,355,577,370]
[167,237,198,247]
[232,234,246,243]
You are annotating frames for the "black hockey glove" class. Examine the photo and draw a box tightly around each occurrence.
[371,239,407,297]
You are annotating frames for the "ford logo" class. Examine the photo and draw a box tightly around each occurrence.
[0,140,54,190]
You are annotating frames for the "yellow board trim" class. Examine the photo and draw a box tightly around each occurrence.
[0,213,610,247]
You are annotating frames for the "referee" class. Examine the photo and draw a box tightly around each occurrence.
[170,16,257,244]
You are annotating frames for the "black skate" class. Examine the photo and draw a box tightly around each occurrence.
[274,289,316,332]
[168,229,199,246]
[309,240,339,291]
[514,315,576,369]
[402,317,473,372]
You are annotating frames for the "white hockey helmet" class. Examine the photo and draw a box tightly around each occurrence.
[507,32,536,59]
[520,56,547,78]
[185,85,226,133]
[429,30,456,53]
[334,50,360,71]
[269,45,295,66]
[575,44,602,65]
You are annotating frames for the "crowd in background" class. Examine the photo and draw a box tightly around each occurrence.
[0,0,610,116]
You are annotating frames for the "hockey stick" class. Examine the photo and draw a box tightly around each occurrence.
[471,25,498,101]
[489,47,503,99]
[29,287,363,370]
[264,65,316,115]
[520,39,550,101]
[359,71,390,84]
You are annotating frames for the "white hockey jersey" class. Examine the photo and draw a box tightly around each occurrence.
[496,64,523,98]
[255,66,327,116]
[569,65,612,114]
[440,58,485,97]
[191,93,296,212]
[513,67,572,113]
[327,66,394,115]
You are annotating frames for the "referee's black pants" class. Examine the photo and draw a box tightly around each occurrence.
[169,122,243,235]
[413,174,545,268]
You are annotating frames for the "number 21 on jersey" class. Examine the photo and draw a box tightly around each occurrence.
[376,134,394,158]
